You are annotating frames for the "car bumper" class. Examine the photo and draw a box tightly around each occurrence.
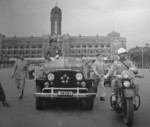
[35,87,96,98]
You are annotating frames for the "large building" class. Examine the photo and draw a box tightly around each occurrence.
[0,5,126,63]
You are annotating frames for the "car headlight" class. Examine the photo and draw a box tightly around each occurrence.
[47,73,54,81]
[123,74,129,79]
[75,73,83,81]
[124,81,130,87]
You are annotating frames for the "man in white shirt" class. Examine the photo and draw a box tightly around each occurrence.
[92,54,106,101]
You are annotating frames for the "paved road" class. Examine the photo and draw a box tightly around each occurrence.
[0,69,150,127]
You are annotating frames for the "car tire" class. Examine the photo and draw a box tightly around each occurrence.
[36,97,45,110]
[85,97,94,110]
[35,84,45,110]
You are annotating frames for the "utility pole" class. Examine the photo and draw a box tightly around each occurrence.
[141,48,144,69]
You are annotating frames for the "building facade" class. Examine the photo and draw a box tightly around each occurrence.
[0,5,126,63]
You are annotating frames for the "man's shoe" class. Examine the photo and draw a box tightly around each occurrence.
[18,95,22,99]
[18,91,23,99]
[100,97,105,101]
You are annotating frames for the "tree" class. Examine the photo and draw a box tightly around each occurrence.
[128,47,150,68]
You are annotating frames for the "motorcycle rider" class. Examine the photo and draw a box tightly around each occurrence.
[104,48,138,104]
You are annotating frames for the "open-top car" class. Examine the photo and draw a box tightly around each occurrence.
[35,57,96,110]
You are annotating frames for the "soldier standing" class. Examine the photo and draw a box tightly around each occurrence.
[12,54,28,99]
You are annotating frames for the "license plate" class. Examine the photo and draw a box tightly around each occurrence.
[57,91,73,96]
[124,89,134,97]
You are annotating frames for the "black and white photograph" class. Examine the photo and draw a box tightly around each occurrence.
[0,0,150,127]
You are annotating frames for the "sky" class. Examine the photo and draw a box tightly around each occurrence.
[0,0,150,49]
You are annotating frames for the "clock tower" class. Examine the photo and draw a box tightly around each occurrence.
[50,5,62,36]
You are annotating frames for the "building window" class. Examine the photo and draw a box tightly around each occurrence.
[83,50,86,53]
[26,45,30,49]
[38,51,42,54]
[38,45,42,49]
[32,45,36,49]
[70,45,74,48]
[76,45,80,48]
[82,45,86,48]
[20,46,24,49]
[107,45,110,48]
[94,45,98,48]
[88,45,92,48]
[32,51,36,54]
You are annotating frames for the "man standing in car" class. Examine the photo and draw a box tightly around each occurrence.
[44,38,62,61]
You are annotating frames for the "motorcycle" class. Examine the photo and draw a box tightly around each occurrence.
[110,70,143,126]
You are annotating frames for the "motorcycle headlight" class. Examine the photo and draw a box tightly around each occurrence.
[123,74,129,79]
[76,73,83,81]
[47,73,54,81]
[124,81,130,87]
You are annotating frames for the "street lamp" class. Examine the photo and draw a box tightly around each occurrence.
[136,46,144,68]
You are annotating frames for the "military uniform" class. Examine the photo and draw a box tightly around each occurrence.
[107,59,138,94]
[12,59,28,99]
[44,44,61,61]
[92,60,106,98]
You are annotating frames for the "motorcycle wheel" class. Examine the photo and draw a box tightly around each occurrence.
[124,98,134,126]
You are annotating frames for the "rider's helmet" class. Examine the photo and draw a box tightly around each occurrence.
[103,57,108,61]
[117,48,127,55]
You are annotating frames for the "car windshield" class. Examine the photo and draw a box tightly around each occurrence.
[43,57,83,70]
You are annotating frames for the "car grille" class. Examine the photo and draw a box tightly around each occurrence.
[51,70,80,87]
[47,70,79,88]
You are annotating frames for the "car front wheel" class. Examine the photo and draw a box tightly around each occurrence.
[35,85,45,110]
[84,97,94,110]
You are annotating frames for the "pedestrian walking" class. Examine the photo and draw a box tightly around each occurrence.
[92,54,106,101]
[12,54,28,99]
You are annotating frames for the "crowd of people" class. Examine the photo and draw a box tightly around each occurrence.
[0,44,138,108]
